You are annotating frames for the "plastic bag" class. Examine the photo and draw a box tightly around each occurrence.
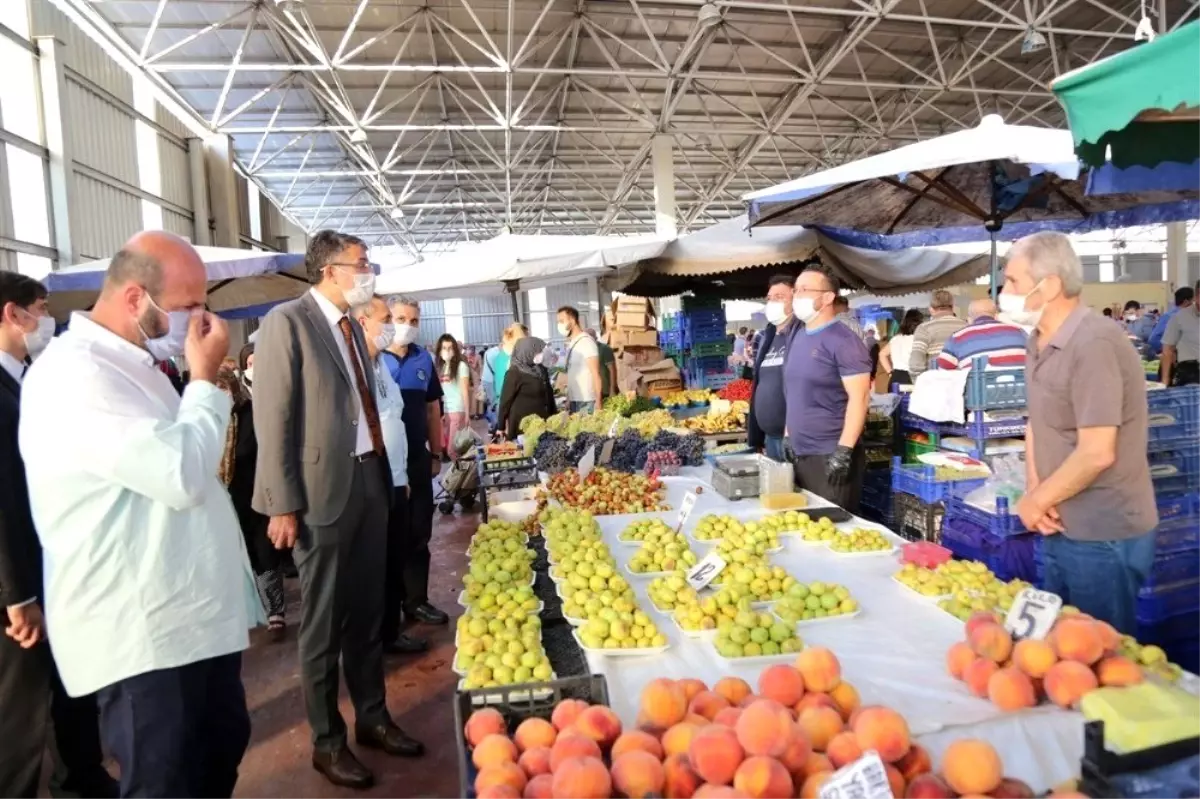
[962,454,1026,513]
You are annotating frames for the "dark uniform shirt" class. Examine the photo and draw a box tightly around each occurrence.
[383,345,443,462]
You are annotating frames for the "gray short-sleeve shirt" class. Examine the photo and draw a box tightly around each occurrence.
[1163,306,1200,362]
[1026,305,1157,541]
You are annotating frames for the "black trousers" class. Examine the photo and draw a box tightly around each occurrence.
[95,652,249,798]
[791,445,867,513]
[383,484,411,641]
[401,448,435,608]
[294,456,390,751]
[0,632,113,799]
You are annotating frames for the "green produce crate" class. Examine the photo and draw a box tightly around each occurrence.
[904,436,938,463]
[690,341,733,358]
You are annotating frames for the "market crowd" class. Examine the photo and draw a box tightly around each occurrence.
[0,226,1197,798]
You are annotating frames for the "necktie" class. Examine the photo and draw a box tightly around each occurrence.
[337,317,385,456]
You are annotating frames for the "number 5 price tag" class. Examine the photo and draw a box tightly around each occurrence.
[686,551,727,591]
[674,491,698,532]
[1004,587,1062,640]
[819,752,893,799]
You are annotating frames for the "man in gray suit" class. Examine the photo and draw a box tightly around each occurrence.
[252,230,424,790]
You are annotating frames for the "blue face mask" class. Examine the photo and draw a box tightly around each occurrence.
[140,293,190,362]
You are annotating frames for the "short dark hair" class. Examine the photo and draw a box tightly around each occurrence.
[832,295,850,311]
[1102,307,1113,317]
[305,229,367,284]
[767,273,794,289]
[800,265,839,292]
[104,249,163,296]
[557,306,580,324]
[899,308,924,335]
[1123,300,1141,312]
[738,326,748,334]
[0,272,48,319]
[1175,286,1195,305]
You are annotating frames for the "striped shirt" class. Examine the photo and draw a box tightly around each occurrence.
[936,316,1028,370]
[909,313,966,377]
[835,312,864,340]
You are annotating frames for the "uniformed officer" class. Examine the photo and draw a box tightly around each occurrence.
[381,295,450,627]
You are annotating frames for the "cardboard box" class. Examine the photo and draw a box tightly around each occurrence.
[615,310,654,330]
[620,346,664,367]
[608,327,658,349]
[615,296,654,313]
[645,378,683,399]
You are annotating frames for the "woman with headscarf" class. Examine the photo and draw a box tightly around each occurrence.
[213,365,287,640]
[497,337,557,440]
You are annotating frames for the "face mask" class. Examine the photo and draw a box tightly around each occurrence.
[20,311,55,356]
[533,352,544,365]
[441,348,455,360]
[139,294,190,361]
[792,296,820,324]
[393,323,419,347]
[373,323,395,350]
[1124,313,1137,322]
[336,268,376,306]
[556,323,570,337]
[242,366,254,385]
[764,300,789,325]
[998,280,1045,328]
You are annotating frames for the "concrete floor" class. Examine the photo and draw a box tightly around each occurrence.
[234,500,476,798]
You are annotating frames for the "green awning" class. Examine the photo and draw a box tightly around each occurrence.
[1051,21,1200,168]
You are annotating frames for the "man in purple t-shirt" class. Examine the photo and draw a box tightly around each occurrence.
[784,267,873,510]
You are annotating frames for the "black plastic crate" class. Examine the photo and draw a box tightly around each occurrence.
[1080,720,1200,799]
[454,674,610,797]
[893,491,944,543]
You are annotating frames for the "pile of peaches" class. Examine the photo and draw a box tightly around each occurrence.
[462,646,1043,799]
[946,610,1145,712]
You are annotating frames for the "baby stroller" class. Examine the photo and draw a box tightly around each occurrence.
[435,428,483,514]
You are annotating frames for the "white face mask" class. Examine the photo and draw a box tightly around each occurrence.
[441,348,455,361]
[764,300,789,326]
[20,311,55,356]
[1124,313,1137,322]
[393,323,419,347]
[140,294,190,361]
[998,280,1045,328]
[792,296,820,324]
[242,366,254,385]
[556,323,570,337]
[373,322,395,350]
[336,268,376,307]
[533,352,544,365]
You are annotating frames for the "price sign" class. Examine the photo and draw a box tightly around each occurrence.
[819,752,894,799]
[1004,587,1062,640]
[674,491,698,531]
[599,439,615,465]
[578,445,597,480]
[686,551,727,590]
[608,417,620,438]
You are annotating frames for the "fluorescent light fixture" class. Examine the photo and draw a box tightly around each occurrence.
[697,1,722,30]
[1020,28,1047,54]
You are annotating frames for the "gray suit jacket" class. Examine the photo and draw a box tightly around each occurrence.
[251,291,381,527]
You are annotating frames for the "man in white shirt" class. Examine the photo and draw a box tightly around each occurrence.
[19,231,261,798]
[557,305,601,412]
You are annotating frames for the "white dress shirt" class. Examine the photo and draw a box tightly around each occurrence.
[18,313,263,697]
[374,357,409,488]
[0,350,24,384]
[309,288,374,456]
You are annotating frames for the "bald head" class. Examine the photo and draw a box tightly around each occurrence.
[968,298,998,322]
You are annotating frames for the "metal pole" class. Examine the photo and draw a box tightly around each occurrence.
[990,234,999,299]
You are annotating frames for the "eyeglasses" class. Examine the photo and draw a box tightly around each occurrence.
[328,261,372,273]
[793,286,833,296]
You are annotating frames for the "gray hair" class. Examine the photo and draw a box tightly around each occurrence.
[386,294,420,313]
[104,249,163,295]
[350,295,388,319]
[1008,232,1083,298]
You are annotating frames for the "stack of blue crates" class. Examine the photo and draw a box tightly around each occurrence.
[941,494,1043,586]
[679,305,735,390]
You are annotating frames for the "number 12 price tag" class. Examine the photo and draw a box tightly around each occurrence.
[1004,587,1062,640]
[686,551,727,591]
[819,752,893,799]
[674,491,698,531]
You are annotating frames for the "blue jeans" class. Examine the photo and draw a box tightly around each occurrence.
[569,401,595,414]
[1040,531,1156,635]
[764,435,789,463]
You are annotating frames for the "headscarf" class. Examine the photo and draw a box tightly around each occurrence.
[214,367,243,486]
[511,336,546,377]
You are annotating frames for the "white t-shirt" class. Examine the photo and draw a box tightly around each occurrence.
[889,334,914,372]
[565,333,599,402]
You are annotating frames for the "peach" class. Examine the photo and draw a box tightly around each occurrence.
[797,706,843,752]
[1012,638,1057,679]
[966,610,1002,638]
[738,693,763,708]
[713,676,752,706]
[694,786,740,799]
[969,623,1014,664]
[612,730,664,760]
[885,764,906,798]
[641,678,689,730]
[514,718,557,753]
[795,692,837,716]
[759,664,807,707]
[466,707,508,747]
[828,681,861,722]
[662,722,703,759]
[733,755,794,799]
[797,771,832,799]
[825,731,863,768]
[989,777,1035,798]
[1096,655,1145,687]
[946,642,978,680]
[905,773,956,798]
[683,714,710,728]
[549,732,602,771]
[474,734,519,770]
[895,744,932,782]
[663,753,703,799]
[679,678,709,703]
[777,725,812,777]
[794,647,842,692]
[476,762,527,797]
[736,699,796,758]
[575,705,623,751]
[964,658,1000,698]
[518,746,552,778]
[851,706,910,763]
[800,752,833,780]
[712,707,742,728]
[478,786,520,799]
[551,699,589,731]
[551,756,611,799]
[1095,621,1121,654]
[611,750,665,799]
[1050,618,1105,665]
[688,691,731,721]
[987,667,1038,711]
[688,724,745,786]
[941,738,1002,796]
[1043,660,1099,708]
[523,773,553,799]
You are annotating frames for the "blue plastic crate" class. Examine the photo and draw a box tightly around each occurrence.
[1145,548,1200,590]
[939,409,1027,440]
[687,355,729,371]
[658,329,683,349]
[890,457,988,504]
[941,517,989,562]
[1166,638,1200,675]
[1136,578,1200,624]
[944,493,1027,537]
[1157,494,1200,528]
[941,516,1042,584]
[698,372,737,391]
[661,313,680,331]
[681,308,725,326]
[965,362,1027,411]
[1137,609,1200,646]
[900,412,942,435]
[683,323,729,346]
[1146,386,1200,445]
[1152,469,1200,496]
[1149,447,1200,478]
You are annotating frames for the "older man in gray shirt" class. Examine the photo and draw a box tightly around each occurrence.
[1162,279,1200,387]
[1001,232,1157,634]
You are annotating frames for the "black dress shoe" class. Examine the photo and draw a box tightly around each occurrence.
[312,747,374,790]
[383,633,428,654]
[355,720,425,758]
[406,602,449,625]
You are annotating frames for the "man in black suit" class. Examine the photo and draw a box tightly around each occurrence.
[0,273,115,798]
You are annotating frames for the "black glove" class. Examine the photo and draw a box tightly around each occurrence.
[825,445,854,485]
